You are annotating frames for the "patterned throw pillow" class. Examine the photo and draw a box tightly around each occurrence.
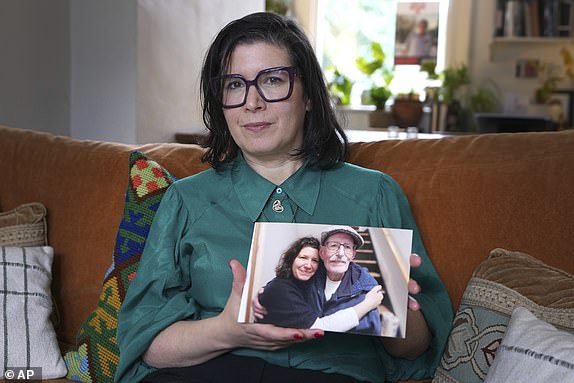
[433,248,574,383]
[483,306,574,383]
[0,202,48,247]
[63,151,176,383]
[0,246,67,379]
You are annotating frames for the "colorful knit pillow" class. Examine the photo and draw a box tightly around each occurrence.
[63,151,175,383]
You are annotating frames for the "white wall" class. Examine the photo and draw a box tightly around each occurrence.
[0,0,263,144]
[72,0,263,144]
[137,0,264,144]
[0,0,70,136]
[444,0,471,68]
[70,0,138,143]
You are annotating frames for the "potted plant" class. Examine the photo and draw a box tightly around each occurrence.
[534,47,574,104]
[327,66,354,106]
[534,62,562,104]
[356,42,394,128]
[391,91,424,128]
[439,65,470,105]
[420,63,501,131]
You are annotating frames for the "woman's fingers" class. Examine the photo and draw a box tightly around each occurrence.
[226,260,322,350]
[408,296,421,311]
[410,253,422,268]
[364,285,385,307]
[252,288,268,320]
[408,279,421,295]
[229,260,246,296]
[407,255,422,311]
[408,254,423,295]
[238,323,322,350]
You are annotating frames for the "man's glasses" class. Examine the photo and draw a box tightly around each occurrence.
[325,241,356,254]
[211,66,298,108]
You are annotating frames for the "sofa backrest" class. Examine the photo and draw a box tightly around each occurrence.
[2,125,573,346]
[348,130,574,311]
[0,126,209,345]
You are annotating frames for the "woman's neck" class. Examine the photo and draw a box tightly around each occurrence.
[244,154,304,185]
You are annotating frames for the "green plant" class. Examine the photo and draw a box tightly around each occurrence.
[420,64,501,131]
[327,67,354,105]
[265,0,291,15]
[534,47,574,104]
[560,47,574,81]
[368,86,393,109]
[420,61,439,80]
[423,64,500,111]
[535,62,562,104]
[356,42,394,109]
[440,65,470,104]
[470,86,502,113]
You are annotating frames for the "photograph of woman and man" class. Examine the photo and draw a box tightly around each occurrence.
[238,223,412,338]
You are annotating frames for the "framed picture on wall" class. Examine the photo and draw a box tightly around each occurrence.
[394,2,440,65]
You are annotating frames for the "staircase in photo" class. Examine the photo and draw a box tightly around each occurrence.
[354,228,401,337]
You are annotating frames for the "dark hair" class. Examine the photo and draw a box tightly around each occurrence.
[275,236,320,279]
[200,12,348,170]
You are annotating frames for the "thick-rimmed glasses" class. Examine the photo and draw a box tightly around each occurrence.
[211,66,298,108]
[324,241,356,255]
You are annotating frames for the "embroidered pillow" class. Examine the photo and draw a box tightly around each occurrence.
[0,246,67,379]
[483,306,574,383]
[0,203,47,247]
[63,151,175,382]
[433,248,574,383]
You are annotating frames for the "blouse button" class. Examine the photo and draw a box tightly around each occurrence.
[276,187,283,194]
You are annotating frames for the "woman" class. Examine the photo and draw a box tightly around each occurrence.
[115,11,452,383]
[257,236,384,331]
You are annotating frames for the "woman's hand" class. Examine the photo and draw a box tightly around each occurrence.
[363,285,385,310]
[223,260,322,351]
[407,253,422,311]
[251,287,267,321]
[351,284,385,321]
[143,260,322,369]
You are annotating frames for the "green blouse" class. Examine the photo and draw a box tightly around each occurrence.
[115,155,453,383]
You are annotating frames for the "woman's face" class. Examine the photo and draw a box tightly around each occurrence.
[291,246,320,281]
[223,42,309,164]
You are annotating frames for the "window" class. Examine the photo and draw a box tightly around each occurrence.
[315,0,450,106]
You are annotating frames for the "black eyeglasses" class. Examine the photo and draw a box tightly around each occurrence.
[324,241,356,254]
[211,66,299,108]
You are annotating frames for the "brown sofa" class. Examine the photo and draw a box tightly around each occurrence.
[1,125,573,382]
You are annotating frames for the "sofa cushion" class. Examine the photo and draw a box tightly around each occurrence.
[0,246,67,379]
[0,202,47,247]
[433,248,574,383]
[483,306,574,383]
[63,151,175,382]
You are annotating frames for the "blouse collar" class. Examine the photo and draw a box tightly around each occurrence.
[231,153,321,222]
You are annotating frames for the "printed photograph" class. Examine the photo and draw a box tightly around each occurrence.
[394,2,440,65]
[238,223,412,338]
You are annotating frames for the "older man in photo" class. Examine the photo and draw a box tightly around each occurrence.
[312,226,382,336]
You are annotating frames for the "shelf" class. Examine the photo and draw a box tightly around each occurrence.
[493,0,573,50]
[489,36,574,61]
[492,36,574,44]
